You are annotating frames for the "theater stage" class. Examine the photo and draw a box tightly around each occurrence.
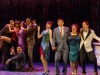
[0,63,100,75]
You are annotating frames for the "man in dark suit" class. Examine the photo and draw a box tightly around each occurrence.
[52,18,70,75]
[6,45,26,72]
[26,18,37,71]
[0,20,14,65]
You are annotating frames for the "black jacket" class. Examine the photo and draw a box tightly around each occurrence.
[10,52,26,71]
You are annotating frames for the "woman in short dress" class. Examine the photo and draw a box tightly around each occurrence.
[68,24,80,75]
[37,21,53,75]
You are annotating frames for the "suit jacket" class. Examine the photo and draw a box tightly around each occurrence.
[80,29,100,52]
[52,26,70,51]
[10,52,26,71]
[26,24,37,45]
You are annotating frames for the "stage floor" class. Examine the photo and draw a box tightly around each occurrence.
[0,63,100,75]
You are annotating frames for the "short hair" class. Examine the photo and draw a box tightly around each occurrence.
[57,18,64,22]
[17,45,23,50]
[82,21,89,26]
[46,21,53,26]
[9,20,14,24]
[26,17,31,21]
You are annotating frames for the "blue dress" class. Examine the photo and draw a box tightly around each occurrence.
[40,30,50,61]
[68,34,80,62]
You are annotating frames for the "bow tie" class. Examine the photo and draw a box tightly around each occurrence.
[83,30,88,32]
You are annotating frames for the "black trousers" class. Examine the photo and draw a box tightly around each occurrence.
[79,44,98,73]
[1,44,10,65]
[7,61,16,71]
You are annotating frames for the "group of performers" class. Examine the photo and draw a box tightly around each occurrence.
[0,18,99,75]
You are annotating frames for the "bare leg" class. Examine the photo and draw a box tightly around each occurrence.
[40,55,48,74]
[1,36,11,43]
[73,61,78,75]
[0,40,3,50]
[70,61,75,74]
[0,34,3,49]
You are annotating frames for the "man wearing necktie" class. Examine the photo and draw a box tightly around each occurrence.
[80,21,100,75]
[52,18,70,75]
[60,28,63,37]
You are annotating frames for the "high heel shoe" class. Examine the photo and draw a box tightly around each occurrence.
[42,73,48,75]
[42,70,50,75]
[72,72,77,75]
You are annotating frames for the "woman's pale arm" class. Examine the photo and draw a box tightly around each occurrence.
[37,26,42,39]
[49,29,52,44]
[9,25,15,33]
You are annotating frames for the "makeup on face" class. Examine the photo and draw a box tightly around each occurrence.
[46,24,51,29]
[72,26,77,32]
[82,23,89,31]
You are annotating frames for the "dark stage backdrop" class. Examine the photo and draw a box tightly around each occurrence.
[0,0,100,62]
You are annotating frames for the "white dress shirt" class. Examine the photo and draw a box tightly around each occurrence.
[83,30,88,39]
[59,26,64,36]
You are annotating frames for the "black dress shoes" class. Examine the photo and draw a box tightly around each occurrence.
[26,67,34,72]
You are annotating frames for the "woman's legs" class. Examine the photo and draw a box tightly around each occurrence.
[0,36,11,50]
[0,40,3,50]
[40,55,48,74]
[1,36,11,43]
[70,61,75,74]
[70,61,78,75]
[74,61,78,74]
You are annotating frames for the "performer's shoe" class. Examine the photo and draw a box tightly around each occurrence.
[26,67,34,72]
[94,72,98,75]
[42,70,50,75]
[62,70,66,75]
[42,73,48,75]
[55,74,59,75]
[72,72,77,75]
[82,73,86,75]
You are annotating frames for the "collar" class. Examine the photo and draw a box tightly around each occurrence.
[83,29,89,32]
[27,23,32,27]
[59,26,64,30]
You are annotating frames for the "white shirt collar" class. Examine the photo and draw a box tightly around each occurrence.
[59,26,64,30]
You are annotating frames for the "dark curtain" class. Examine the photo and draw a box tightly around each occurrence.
[0,0,100,62]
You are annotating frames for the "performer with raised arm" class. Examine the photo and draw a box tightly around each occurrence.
[37,21,53,75]
[80,21,100,75]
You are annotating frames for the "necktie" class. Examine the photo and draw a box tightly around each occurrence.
[60,28,62,36]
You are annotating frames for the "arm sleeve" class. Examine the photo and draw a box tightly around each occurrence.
[52,29,56,47]
[10,53,23,61]
[92,30,100,42]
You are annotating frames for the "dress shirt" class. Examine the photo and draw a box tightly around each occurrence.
[83,30,88,39]
[59,26,64,37]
